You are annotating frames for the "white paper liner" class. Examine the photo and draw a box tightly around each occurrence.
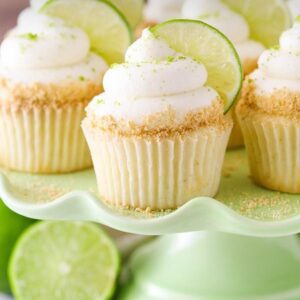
[239,114,300,193]
[0,104,91,173]
[83,124,231,210]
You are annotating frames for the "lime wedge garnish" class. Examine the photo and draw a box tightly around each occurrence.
[222,0,291,47]
[9,221,120,300]
[41,0,132,64]
[151,19,243,113]
[109,0,144,28]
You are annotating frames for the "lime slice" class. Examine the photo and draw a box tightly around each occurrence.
[9,221,120,300]
[151,19,242,113]
[222,0,291,47]
[41,0,132,64]
[109,0,144,28]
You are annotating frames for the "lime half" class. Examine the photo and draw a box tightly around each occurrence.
[9,221,120,300]
[41,0,132,64]
[109,0,144,28]
[151,19,242,113]
[223,0,291,47]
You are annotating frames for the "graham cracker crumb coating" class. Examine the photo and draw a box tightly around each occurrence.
[84,100,232,138]
[237,77,300,120]
[0,76,102,111]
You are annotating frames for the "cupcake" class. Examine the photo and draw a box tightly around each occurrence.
[0,7,108,173]
[237,21,300,193]
[82,25,237,211]
[181,0,265,148]
[287,0,300,20]
[136,0,185,37]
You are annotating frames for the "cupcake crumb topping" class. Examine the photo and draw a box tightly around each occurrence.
[238,78,300,119]
[0,76,103,110]
[84,100,232,138]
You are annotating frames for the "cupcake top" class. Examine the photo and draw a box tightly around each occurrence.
[0,7,108,84]
[287,0,300,20]
[240,21,300,117]
[86,29,226,137]
[181,0,265,69]
[144,0,185,23]
[250,21,300,93]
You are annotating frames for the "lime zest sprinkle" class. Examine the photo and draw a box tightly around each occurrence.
[79,76,85,81]
[296,15,300,23]
[18,33,39,41]
[271,45,280,50]
[96,98,105,104]
[167,56,175,62]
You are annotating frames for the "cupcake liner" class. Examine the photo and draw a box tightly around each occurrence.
[83,124,231,210]
[238,114,300,193]
[227,103,244,148]
[0,104,91,173]
[227,57,259,149]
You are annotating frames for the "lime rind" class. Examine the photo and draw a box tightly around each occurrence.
[151,19,243,113]
[41,0,133,64]
[9,221,120,300]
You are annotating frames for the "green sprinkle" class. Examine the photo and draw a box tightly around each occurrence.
[96,98,105,105]
[296,15,300,23]
[167,56,175,62]
[247,77,254,84]
[18,33,39,41]
[79,76,85,81]
[271,45,280,50]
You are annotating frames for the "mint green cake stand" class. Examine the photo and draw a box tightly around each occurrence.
[2,149,300,299]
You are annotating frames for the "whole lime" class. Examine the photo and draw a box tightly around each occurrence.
[0,200,35,293]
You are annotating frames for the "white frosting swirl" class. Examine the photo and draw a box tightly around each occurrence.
[18,7,64,30]
[287,0,300,20]
[250,69,300,94]
[144,0,185,23]
[182,0,265,64]
[258,23,300,80]
[1,27,90,69]
[0,8,108,84]
[87,29,219,123]
[250,22,300,94]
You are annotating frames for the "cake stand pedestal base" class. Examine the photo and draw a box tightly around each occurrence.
[120,232,300,300]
